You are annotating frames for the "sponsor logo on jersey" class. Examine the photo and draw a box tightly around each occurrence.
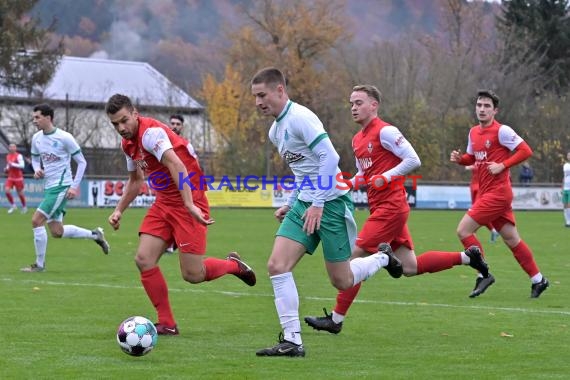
[474,151,488,161]
[283,150,304,164]
[41,153,60,163]
[395,134,405,146]
[367,142,373,153]
[357,157,373,170]
[133,147,148,169]
[153,140,164,154]
[134,159,148,169]
[485,139,491,149]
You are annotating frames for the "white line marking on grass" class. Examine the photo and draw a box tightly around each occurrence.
[4,277,569,316]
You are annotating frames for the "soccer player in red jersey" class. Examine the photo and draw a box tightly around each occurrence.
[450,89,549,298]
[168,114,184,136]
[466,164,499,243]
[304,85,491,334]
[105,94,256,335]
[5,143,27,214]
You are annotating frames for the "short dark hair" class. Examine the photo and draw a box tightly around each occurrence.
[477,89,499,108]
[353,85,382,103]
[33,103,54,120]
[251,67,286,88]
[105,94,134,114]
[170,114,184,123]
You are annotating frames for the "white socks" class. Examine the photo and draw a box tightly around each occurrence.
[349,253,386,286]
[63,225,95,239]
[531,273,543,284]
[332,311,345,324]
[33,226,48,268]
[33,225,96,268]
[460,251,470,265]
[270,272,302,345]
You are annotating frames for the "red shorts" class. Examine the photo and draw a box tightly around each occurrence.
[468,192,515,232]
[5,178,24,191]
[356,207,414,253]
[139,191,209,254]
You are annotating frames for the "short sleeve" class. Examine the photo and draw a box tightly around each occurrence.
[141,127,174,161]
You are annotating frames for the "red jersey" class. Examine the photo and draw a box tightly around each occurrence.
[352,117,408,213]
[6,152,24,180]
[121,116,204,205]
[466,119,524,196]
[470,165,479,190]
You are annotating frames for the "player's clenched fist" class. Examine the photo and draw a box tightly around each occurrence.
[108,210,122,230]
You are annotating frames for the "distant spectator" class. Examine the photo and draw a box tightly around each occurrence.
[519,161,534,186]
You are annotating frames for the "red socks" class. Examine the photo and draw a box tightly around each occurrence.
[140,258,241,327]
[511,240,540,277]
[461,235,484,256]
[416,251,462,274]
[141,267,175,327]
[203,257,238,281]
[333,283,362,316]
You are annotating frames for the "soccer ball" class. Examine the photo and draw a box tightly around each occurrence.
[116,316,158,356]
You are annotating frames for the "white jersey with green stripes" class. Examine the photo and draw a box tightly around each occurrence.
[31,128,82,189]
[268,100,346,203]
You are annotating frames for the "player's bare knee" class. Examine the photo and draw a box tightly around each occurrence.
[134,255,155,272]
[31,216,44,228]
[332,279,353,291]
[181,270,203,284]
[502,236,519,248]
[48,225,63,238]
[456,228,469,240]
[50,230,63,238]
[330,274,352,290]
[267,258,291,276]
[402,262,418,277]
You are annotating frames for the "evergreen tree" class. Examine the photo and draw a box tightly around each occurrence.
[498,0,570,90]
[0,0,63,94]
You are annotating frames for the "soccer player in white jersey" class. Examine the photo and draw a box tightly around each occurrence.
[251,68,402,357]
[20,104,110,272]
[563,152,570,227]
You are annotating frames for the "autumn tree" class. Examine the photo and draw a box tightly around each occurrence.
[202,0,352,176]
[200,64,267,176]
[0,0,63,94]
[343,0,493,181]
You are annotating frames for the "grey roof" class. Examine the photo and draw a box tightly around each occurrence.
[0,56,203,110]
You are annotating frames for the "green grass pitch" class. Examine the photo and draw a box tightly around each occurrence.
[0,208,568,379]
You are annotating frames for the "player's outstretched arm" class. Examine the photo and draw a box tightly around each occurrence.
[109,168,144,230]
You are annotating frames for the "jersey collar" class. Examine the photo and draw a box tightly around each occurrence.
[43,127,58,135]
[276,100,293,122]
